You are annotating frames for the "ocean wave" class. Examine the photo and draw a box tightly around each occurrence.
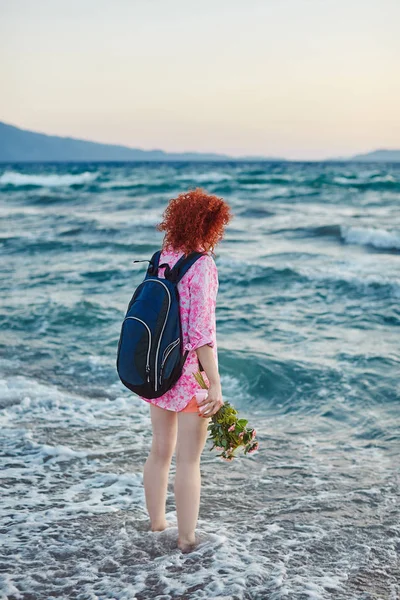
[229,172,400,191]
[276,223,400,252]
[217,258,306,287]
[101,180,177,193]
[218,255,400,303]
[175,171,232,183]
[237,175,294,185]
[0,170,98,187]
[236,206,275,218]
[340,226,400,250]
[333,174,399,190]
[296,263,400,302]
[0,233,159,256]
[221,349,345,413]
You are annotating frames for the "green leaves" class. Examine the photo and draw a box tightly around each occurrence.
[193,370,259,462]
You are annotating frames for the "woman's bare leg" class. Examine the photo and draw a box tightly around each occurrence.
[143,404,177,531]
[174,411,210,552]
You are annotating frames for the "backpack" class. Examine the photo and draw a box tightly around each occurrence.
[116,248,206,399]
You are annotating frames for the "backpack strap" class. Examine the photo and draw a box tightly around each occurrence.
[162,250,208,373]
[167,251,207,284]
[146,250,162,277]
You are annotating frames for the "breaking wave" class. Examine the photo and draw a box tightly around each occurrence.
[0,170,98,187]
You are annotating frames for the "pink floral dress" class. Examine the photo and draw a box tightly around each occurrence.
[139,246,219,412]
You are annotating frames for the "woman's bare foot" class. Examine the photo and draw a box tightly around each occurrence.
[177,535,198,553]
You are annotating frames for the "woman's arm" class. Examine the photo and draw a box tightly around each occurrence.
[195,344,223,417]
[183,255,223,417]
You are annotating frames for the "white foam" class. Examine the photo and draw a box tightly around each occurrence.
[265,523,283,534]
[341,225,400,250]
[0,170,98,187]
[0,373,150,429]
[0,574,23,600]
[30,441,88,462]
[334,174,397,185]
[176,171,232,183]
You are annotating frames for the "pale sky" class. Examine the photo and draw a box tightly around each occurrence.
[1,0,399,159]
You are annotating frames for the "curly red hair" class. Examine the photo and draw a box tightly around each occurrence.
[156,187,233,256]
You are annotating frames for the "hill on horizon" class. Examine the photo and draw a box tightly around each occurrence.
[0,121,285,163]
[0,120,399,162]
[349,149,400,162]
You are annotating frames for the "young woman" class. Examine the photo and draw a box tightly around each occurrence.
[140,187,232,553]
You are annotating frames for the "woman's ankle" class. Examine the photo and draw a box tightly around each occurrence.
[177,533,198,553]
[178,533,196,544]
[151,520,168,532]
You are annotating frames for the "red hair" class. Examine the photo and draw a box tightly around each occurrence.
[156,187,233,256]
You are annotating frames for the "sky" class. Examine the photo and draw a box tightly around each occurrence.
[0,0,399,160]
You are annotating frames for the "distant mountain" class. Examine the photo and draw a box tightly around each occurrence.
[3,120,397,163]
[0,121,284,163]
[350,149,400,162]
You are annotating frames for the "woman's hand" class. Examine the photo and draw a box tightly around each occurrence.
[197,381,224,418]
[195,344,223,417]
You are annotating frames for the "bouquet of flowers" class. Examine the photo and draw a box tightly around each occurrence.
[193,370,259,461]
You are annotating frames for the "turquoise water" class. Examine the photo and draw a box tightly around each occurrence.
[1,162,399,599]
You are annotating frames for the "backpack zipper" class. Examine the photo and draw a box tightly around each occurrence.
[123,316,152,383]
[159,338,180,385]
[142,279,171,391]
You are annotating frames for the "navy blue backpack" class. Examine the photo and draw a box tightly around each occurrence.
[116,249,206,399]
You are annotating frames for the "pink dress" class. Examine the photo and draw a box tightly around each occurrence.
[139,246,219,412]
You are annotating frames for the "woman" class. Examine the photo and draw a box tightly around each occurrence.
[140,187,232,553]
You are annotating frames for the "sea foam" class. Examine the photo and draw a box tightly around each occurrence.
[0,170,98,187]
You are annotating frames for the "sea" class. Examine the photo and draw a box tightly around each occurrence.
[0,161,399,600]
